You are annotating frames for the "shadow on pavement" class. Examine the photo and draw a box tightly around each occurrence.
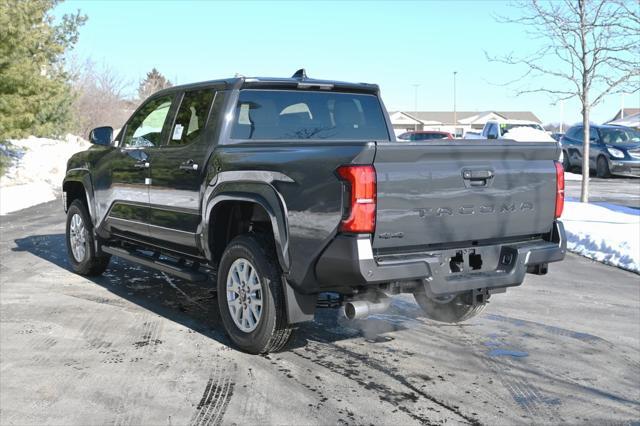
[12,234,412,351]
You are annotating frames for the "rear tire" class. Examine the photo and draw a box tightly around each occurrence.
[596,156,611,178]
[217,233,294,354]
[66,199,110,276]
[413,291,486,323]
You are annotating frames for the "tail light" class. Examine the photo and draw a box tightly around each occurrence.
[554,161,564,218]
[336,165,376,233]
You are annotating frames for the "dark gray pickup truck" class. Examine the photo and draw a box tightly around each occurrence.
[63,70,566,353]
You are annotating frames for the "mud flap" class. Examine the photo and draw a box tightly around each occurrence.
[283,277,317,324]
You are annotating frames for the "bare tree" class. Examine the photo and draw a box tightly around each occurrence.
[489,0,639,202]
[71,59,134,137]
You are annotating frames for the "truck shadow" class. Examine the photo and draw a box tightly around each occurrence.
[12,234,412,351]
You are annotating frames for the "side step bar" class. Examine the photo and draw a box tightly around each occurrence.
[102,246,209,282]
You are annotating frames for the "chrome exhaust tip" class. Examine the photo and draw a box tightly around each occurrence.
[343,298,391,320]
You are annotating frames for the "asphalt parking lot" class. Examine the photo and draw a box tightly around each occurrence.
[565,175,640,209]
[1,200,639,425]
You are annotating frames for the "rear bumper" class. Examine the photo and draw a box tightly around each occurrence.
[315,221,566,296]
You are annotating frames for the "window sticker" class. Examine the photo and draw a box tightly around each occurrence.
[172,124,184,140]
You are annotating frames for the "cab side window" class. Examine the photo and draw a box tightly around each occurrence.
[169,89,215,146]
[123,96,173,148]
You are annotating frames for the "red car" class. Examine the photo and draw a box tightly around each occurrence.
[397,131,453,141]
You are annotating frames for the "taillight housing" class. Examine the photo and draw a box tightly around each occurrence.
[336,165,376,233]
[554,161,564,218]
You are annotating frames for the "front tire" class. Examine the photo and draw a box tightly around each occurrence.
[562,150,571,172]
[596,156,611,178]
[66,199,110,276]
[217,233,294,354]
[413,291,486,323]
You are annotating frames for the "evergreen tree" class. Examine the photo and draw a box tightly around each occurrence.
[0,0,86,140]
[137,68,172,101]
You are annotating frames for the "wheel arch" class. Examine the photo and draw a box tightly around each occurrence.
[203,186,290,273]
[63,171,95,223]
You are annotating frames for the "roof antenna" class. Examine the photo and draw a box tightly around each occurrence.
[292,68,307,79]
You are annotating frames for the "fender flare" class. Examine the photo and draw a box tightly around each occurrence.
[202,183,290,273]
[62,169,96,224]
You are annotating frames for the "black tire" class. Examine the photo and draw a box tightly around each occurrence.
[413,291,486,323]
[596,156,611,178]
[66,199,110,276]
[217,233,294,354]
[562,150,571,172]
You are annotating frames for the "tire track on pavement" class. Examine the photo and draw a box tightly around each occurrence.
[189,364,236,426]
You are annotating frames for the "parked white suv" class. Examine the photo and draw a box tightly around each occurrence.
[480,119,551,140]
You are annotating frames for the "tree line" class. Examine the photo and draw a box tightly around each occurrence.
[0,0,172,141]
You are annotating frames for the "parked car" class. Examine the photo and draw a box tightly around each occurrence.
[397,131,453,141]
[560,124,640,177]
[480,119,547,139]
[63,71,566,354]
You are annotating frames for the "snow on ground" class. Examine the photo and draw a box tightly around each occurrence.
[561,200,640,273]
[565,172,583,181]
[0,135,90,215]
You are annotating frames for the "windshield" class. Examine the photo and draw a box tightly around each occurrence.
[599,127,640,145]
[231,90,389,140]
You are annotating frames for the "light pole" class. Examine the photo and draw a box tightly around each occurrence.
[412,84,420,131]
[453,71,458,136]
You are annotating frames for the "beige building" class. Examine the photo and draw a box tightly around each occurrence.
[388,111,542,137]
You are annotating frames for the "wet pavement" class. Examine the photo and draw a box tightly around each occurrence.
[1,200,639,425]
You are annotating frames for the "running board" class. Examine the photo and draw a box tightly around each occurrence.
[101,246,209,282]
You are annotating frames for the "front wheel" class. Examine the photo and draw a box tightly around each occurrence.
[562,150,571,172]
[413,291,486,323]
[596,156,611,178]
[217,233,294,354]
[66,199,110,276]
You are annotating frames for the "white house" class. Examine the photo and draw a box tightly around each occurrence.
[388,111,542,137]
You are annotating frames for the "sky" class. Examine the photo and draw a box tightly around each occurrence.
[53,0,638,125]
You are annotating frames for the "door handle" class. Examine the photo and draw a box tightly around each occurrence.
[462,169,493,187]
[462,170,493,179]
[134,161,150,169]
[179,160,199,171]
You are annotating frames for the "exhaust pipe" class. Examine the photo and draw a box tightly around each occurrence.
[343,297,391,320]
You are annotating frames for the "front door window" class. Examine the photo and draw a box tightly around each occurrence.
[123,96,173,148]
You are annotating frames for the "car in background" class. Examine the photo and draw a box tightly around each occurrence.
[397,130,453,141]
[480,119,547,139]
[561,124,640,177]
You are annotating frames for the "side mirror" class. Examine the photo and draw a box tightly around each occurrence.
[89,126,113,146]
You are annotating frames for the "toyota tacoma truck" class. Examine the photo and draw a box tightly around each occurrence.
[63,70,566,354]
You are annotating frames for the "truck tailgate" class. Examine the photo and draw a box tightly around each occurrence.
[373,140,559,251]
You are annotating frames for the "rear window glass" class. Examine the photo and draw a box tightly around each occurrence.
[231,90,389,140]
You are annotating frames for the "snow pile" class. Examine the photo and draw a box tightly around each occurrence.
[562,200,640,273]
[502,127,556,142]
[0,135,90,215]
[565,172,583,181]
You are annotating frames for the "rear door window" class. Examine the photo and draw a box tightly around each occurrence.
[169,89,215,146]
[231,90,389,140]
